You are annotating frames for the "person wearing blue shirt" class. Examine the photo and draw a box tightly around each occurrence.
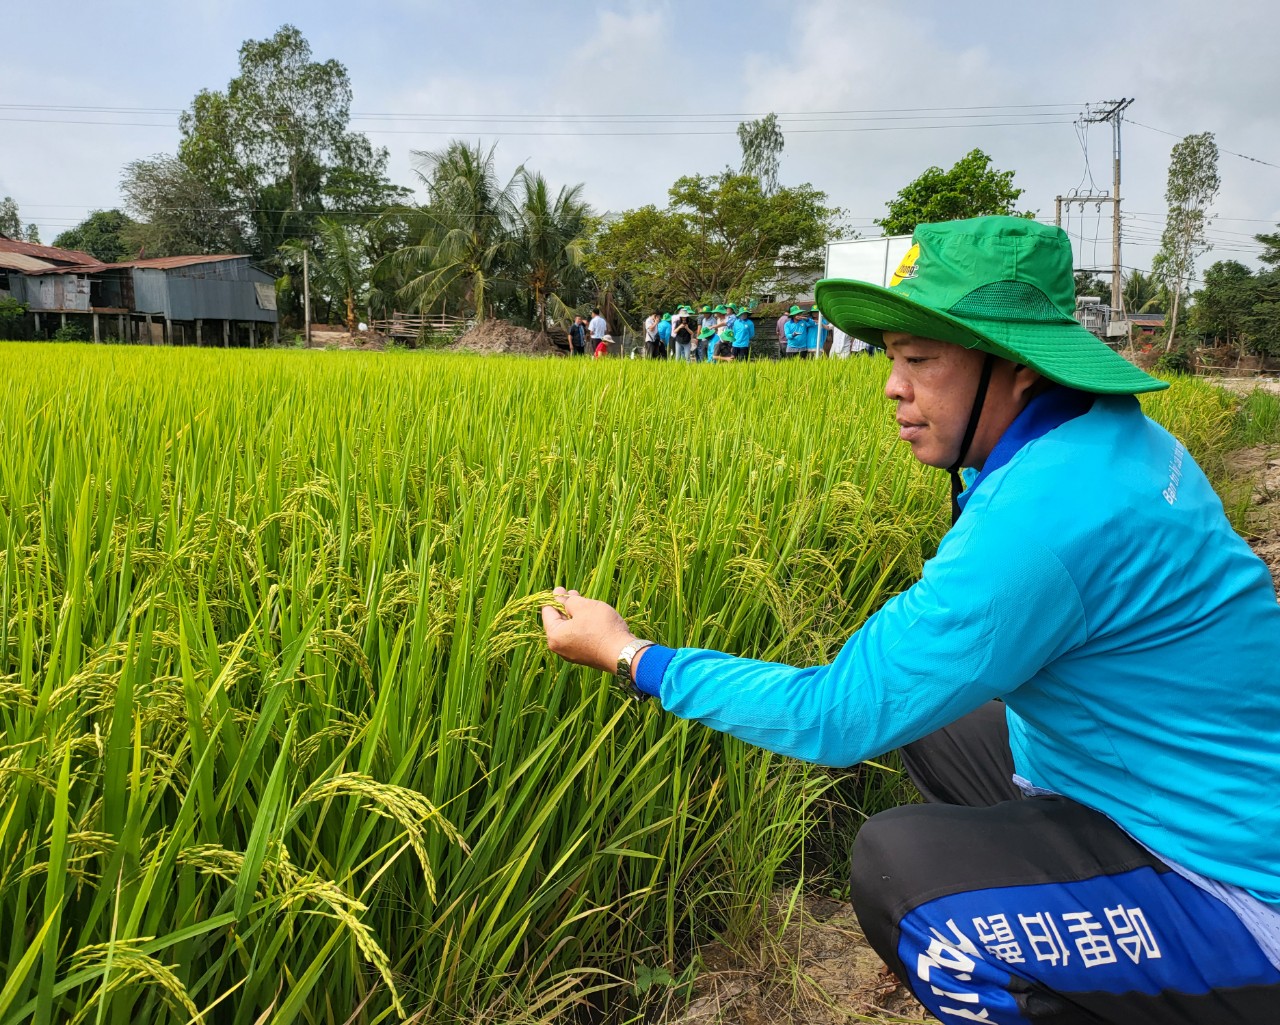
[655,313,672,357]
[732,311,754,360]
[543,216,1280,1024]
[783,306,812,359]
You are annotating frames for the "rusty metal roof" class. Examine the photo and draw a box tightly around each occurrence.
[0,236,99,267]
[102,254,249,270]
[0,251,58,273]
[19,261,107,276]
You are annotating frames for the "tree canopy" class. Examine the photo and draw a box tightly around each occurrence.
[737,114,785,197]
[0,197,39,243]
[121,24,406,264]
[375,141,594,326]
[52,209,138,263]
[586,172,842,314]
[876,149,1032,236]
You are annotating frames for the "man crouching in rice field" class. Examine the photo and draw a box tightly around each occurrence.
[542,216,1280,1024]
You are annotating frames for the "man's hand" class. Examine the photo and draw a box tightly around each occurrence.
[541,587,638,675]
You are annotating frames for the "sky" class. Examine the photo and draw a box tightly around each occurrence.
[3,0,1278,281]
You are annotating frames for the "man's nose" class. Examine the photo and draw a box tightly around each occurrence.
[885,364,909,402]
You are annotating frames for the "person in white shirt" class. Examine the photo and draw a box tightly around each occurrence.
[588,309,608,344]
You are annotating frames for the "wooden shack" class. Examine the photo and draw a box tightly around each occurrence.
[0,238,279,344]
[98,255,278,346]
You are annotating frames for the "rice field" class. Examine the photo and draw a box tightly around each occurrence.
[0,343,1254,1024]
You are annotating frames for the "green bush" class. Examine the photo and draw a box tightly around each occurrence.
[1154,338,1197,375]
[52,321,90,341]
[0,294,30,338]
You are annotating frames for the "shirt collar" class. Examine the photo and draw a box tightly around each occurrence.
[956,386,1096,512]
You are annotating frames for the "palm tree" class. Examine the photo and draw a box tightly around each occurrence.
[278,218,371,335]
[514,172,593,329]
[1123,269,1165,315]
[379,142,522,321]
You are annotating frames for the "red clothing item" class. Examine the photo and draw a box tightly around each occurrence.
[593,340,609,359]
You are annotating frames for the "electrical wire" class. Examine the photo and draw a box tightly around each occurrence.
[1128,119,1280,171]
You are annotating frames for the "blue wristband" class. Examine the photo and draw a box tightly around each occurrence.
[633,644,678,699]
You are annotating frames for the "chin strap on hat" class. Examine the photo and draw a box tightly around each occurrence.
[948,353,996,524]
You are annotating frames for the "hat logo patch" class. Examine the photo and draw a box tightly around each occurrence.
[890,244,920,287]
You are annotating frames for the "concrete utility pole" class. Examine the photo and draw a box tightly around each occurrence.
[303,246,312,346]
[1055,98,1133,317]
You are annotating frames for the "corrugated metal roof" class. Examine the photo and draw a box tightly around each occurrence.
[0,252,58,273]
[103,254,250,270]
[19,261,107,276]
[0,236,99,267]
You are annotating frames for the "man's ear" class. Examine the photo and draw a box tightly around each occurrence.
[1011,362,1047,404]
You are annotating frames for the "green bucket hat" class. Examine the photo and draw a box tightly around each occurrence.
[814,216,1164,394]
[712,304,728,314]
[787,305,804,316]
[661,312,671,321]
[700,305,712,314]
[697,326,714,339]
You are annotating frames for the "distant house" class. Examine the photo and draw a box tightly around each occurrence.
[0,236,278,345]
[1127,312,1166,337]
[0,236,104,328]
[96,255,278,346]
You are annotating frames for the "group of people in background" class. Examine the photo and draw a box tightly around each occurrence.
[570,302,875,361]
[641,303,756,363]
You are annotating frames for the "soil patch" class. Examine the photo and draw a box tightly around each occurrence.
[1214,377,1280,398]
[663,893,927,1025]
[450,320,568,356]
[1229,444,1280,593]
[308,326,388,351]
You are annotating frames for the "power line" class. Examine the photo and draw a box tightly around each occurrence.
[1128,119,1280,170]
[0,101,1085,119]
[0,115,1077,137]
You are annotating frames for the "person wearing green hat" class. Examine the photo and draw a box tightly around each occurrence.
[694,324,714,363]
[542,215,1280,1023]
[783,305,812,358]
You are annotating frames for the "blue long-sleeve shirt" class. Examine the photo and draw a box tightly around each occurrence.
[733,318,754,349]
[635,392,1280,899]
[783,318,808,350]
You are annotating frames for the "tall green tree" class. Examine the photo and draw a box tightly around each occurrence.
[513,172,593,327]
[737,113,785,196]
[586,172,842,313]
[876,149,1032,235]
[379,142,523,321]
[124,24,406,262]
[52,209,137,263]
[1153,131,1220,350]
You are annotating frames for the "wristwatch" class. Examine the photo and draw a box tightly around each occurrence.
[615,640,655,700]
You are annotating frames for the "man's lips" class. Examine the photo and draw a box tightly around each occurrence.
[897,418,926,442]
